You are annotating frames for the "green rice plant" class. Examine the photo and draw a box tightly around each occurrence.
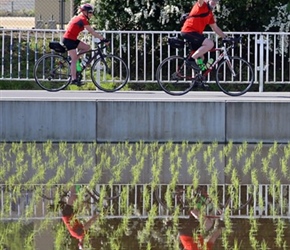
[251,169,259,187]
[261,158,270,176]
[229,169,240,210]
[187,158,199,190]
[43,140,53,157]
[232,239,242,250]
[120,185,129,214]
[150,143,163,189]
[268,141,278,159]
[186,141,203,162]
[219,140,233,162]
[236,141,248,163]
[207,168,219,209]
[260,239,269,250]
[279,158,289,180]
[131,155,145,185]
[54,223,70,250]
[143,185,151,211]
[224,157,233,176]
[23,231,35,250]
[274,218,285,248]
[243,142,262,176]
[164,140,173,153]
[203,142,218,167]
[248,207,259,250]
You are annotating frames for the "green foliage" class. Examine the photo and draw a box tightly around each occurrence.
[93,0,290,32]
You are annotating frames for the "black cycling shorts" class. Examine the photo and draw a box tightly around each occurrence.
[180,32,206,51]
[62,204,74,216]
[62,38,81,51]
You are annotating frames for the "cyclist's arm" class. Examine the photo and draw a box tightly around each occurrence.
[209,23,227,39]
[83,214,99,230]
[84,25,106,41]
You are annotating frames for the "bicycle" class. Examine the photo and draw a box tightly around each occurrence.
[155,36,254,96]
[154,184,253,217]
[41,184,121,205]
[34,40,130,92]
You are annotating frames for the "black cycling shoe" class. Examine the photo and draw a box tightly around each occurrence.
[71,79,84,87]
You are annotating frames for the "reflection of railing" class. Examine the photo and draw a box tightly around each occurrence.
[1,184,290,220]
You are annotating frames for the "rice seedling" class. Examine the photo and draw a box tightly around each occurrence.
[1,141,290,249]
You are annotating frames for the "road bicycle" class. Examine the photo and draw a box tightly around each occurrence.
[154,184,253,217]
[155,36,254,96]
[34,40,130,92]
[41,184,121,205]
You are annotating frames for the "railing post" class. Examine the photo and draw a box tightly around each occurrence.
[256,35,267,92]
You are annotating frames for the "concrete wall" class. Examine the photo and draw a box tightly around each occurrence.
[2,100,290,143]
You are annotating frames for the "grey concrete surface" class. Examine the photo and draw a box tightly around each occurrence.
[2,90,290,143]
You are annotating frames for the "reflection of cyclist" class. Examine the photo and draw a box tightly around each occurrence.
[62,3,108,86]
[181,0,227,71]
[179,208,224,250]
[57,186,99,250]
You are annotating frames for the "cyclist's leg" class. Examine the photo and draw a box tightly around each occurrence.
[63,38,80,81]
[193,38,214,59]
[181,32,213,60]
[77,40,90,54]
[205,227,222,247]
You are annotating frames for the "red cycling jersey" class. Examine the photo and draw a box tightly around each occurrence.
[63,14,89,40]
[62,215,85,240]
[180,235,214,250]
[181,2,215,34]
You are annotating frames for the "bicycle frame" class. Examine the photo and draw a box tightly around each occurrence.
[187,42,235,78]
[76,43,108,73]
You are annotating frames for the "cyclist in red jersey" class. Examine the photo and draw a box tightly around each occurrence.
[181,0,227,71]
[54,186,99,249]
[179,208,224,250]
[63,3,108,86]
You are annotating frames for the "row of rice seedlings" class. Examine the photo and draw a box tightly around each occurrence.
[1,141,290,249]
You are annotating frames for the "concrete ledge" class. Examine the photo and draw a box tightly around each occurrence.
[1,97,290,143]
[1,101,96,141]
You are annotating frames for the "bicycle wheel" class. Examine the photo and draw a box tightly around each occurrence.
[34,54,71,91]
[92,184,121,201]
[216,56,254,96]
[217,185,253,212]
[156,56,195,96]
[40,185,68,201]
[91,54,129,92]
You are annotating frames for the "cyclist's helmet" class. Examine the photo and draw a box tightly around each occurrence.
[80,3,94,13]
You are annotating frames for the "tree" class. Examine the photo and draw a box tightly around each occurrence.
[93,0,289,32]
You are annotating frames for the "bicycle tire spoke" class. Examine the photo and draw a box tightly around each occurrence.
[156,56,195,96]
[216,56,254,96]
[91,54,129,92]
[34,54,71,91]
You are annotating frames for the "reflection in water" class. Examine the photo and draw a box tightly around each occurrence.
[1,218,290,249]
[1,184,290,249]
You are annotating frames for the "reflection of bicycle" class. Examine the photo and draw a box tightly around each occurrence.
[34,41,129,92]
[154,185,253,217]
[156,36,254,96]
[41,184,121,205]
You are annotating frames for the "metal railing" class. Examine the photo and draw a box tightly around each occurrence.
[0,28,290,90]
[1,184,289,221]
